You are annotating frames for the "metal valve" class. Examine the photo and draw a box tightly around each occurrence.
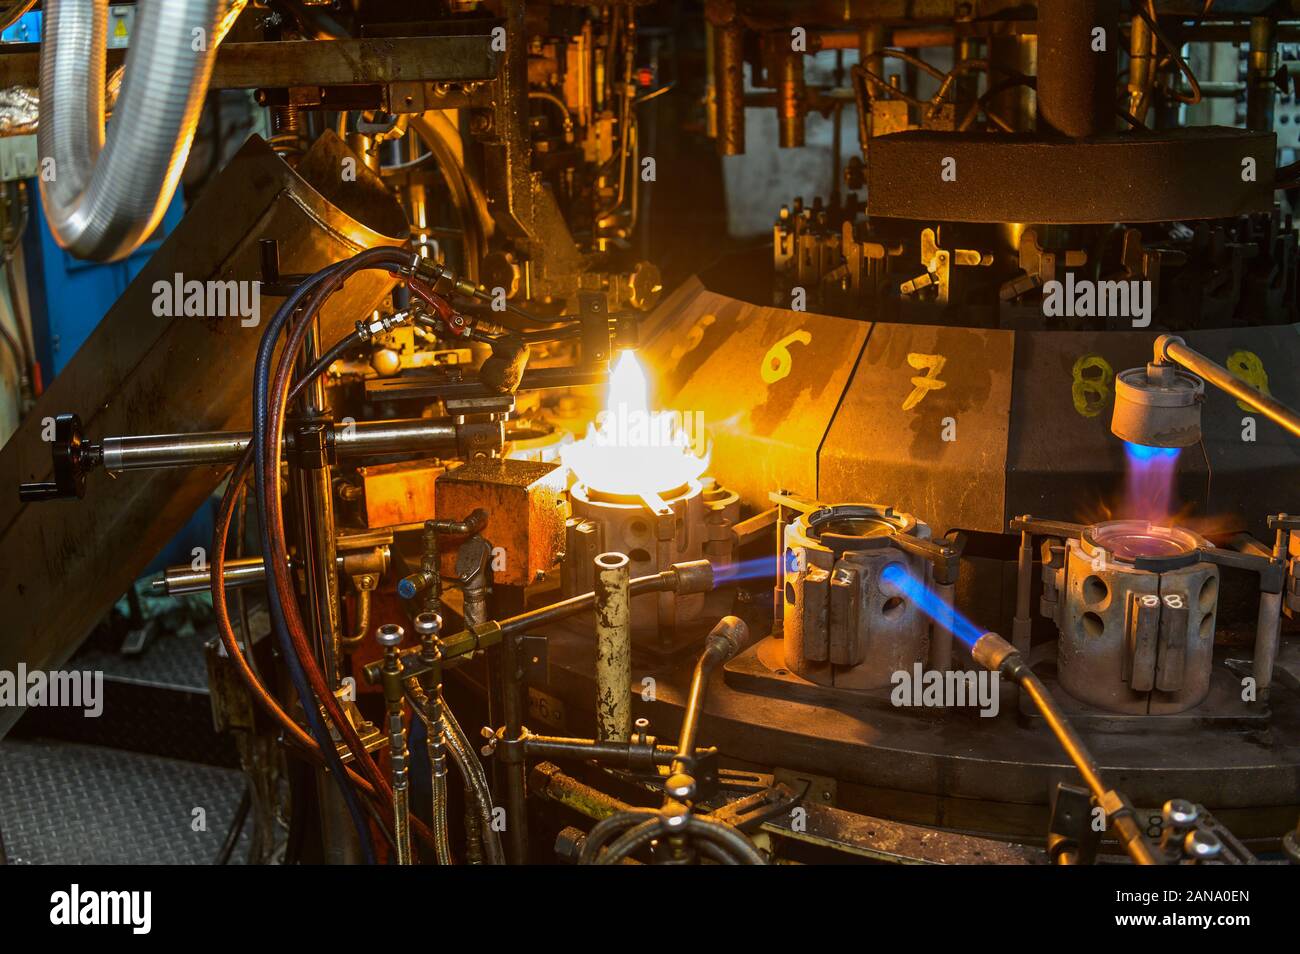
[376,622,405,649]
[413,612,442,637]
[1159,798,1199,859]
[18,413,96,503]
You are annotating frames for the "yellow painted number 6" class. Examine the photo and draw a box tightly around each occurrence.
[762,330,812,384]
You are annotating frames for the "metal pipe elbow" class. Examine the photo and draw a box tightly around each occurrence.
[37,0,228,261]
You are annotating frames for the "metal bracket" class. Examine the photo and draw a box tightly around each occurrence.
[902,227,992,303]
[520,634,549,686]
[1046,782,1100,864]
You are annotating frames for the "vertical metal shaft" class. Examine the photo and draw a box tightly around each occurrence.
[954,36,981,111]
[377,623,411,865]
[1252,528,1288,697]
[1012,528,1034,652]
[1036,0,1119,138]
[420,520,442,617]
[1253,591,1283,698]
[412,613,453,864]
[991,32,1038,133]
[930,579,955,671]
[856,22,886,153]
[594,552,632,742]
[711,13,745,155]
[500,627,529,863]
[1126,10,1155,123]
[654,505,677,649]
[776,48,806,148]
[316,780,363,864]
[1247,17,1277,133]
[295,314,341,686]
[291,313,352,862]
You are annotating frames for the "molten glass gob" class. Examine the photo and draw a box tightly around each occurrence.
[1088,520,1202,562]
[562,350,709,497]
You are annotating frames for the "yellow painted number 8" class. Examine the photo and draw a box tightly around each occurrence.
[1226,350,1270,413]
[1071,354,1114,418]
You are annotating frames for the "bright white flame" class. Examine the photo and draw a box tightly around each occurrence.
[608,346,649,416]
[562,350,709,496]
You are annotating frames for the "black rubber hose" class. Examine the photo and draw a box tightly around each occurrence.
[577,809,657,865]
[686,815,767,865]
[259,250,411,817]
[250,259,377,863]
[594,814,766,866]
[257,247,414,860]
[696,841,739,865]
[288,329,363,405]
[468,287,570,327]
[439,696,505,864]
[595,817,663,865]
[215,786,252,865]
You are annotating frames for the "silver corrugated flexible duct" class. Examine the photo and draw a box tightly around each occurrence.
[37,0,236,261]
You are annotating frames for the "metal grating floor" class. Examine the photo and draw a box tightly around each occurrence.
[0,739,249,865]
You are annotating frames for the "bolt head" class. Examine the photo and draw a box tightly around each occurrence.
[665,773,696,800]
[663,810,689,830]
[1184,829,1223,860]
[1163,798,1198,829]
[376,623,404,648]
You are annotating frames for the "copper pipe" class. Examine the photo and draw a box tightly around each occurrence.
[713,22,745,155]
[815,28,955,50]
[776,49,806,148]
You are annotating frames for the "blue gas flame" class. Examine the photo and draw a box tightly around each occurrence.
[712,555,777,584]
[1124,441,1180,462]
[879,563,986,649]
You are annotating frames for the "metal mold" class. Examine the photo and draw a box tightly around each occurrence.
[1044,521,1219,714]
[563,478,740,652]
[782,504,932,690]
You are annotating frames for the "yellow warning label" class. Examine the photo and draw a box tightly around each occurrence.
[113,17,128,39]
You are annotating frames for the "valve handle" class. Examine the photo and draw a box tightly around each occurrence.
[18,413,91,503]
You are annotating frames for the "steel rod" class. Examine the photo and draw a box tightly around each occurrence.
[98,418,460,471]
[1158,335,1300,439]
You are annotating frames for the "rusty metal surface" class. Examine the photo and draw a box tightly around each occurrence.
[360,460,445,529]
[639,277,869,510]
[530,756,1037,864]
[0,35,500,89]
[0,133,407,738]
[867,128,1276,224]
[213,36,499,88]
[434,457,567,587]
[819,322,1014,536]
[762,800,1043,864]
